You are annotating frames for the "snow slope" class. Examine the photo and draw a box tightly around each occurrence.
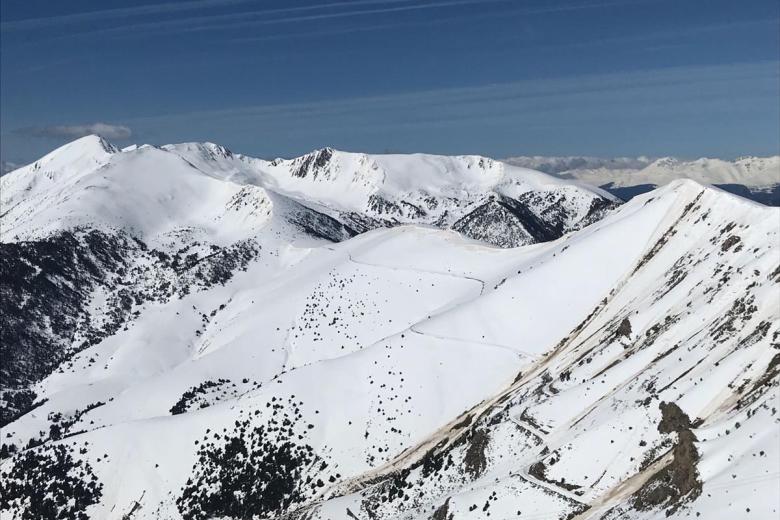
[0,137,778,520]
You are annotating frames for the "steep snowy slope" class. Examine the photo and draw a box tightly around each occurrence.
[505,155,780,206]
[308,181,779,520]
[1,138,777,520]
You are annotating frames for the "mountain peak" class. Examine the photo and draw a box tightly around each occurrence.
[64,134,119,154]
[1,135,117,184]
[162,141,234,160]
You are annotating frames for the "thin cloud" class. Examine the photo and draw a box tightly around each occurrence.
[229,0,655,43]
[4,0,646,42]
[178,0,518,34]
[17,123,133,140]
[123,60,779,136]
[1,0,255,31]
[1,0,421,32]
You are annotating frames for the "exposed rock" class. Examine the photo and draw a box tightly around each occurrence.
[633,402,702,514]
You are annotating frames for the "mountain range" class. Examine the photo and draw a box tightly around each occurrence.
[0,136,778,520]
[504,155,780,206]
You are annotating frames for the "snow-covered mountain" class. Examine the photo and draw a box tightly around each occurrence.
[1,137,616,249]
[505,155,780,206]
[1,136,778,520]
[503,156,655,176]
[162,141,617,247]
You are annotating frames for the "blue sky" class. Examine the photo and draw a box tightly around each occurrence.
[1,0,778,164]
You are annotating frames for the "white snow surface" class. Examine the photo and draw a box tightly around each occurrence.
[0,137,778,520]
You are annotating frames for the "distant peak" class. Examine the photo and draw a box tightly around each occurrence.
[291,147,338,179]
[53,134,119,156]
[162,141,234,157]
[33,134,119,165]
[198,142,234,158]
[648,156,680,167]
[82,134,118,151]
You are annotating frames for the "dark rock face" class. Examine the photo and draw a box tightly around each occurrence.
[366,195,429,221]
[615,318,633,339]
[518,190,617,234]
[431,498,454,520]
[287,204,357,242]
[580,196,620,228]
[633,402,702,513]
[452,195,561,247]
[451,193,617,248]
[657,402,692,434]
[338,211,391,234]
[463,428,490,479]
[292,148,335,179]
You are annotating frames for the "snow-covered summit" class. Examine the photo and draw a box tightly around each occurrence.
[1,135,116,187]
[2,136,618,248]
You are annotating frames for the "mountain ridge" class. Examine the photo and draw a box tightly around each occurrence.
[0,137,777,520]
[1,135,617,248]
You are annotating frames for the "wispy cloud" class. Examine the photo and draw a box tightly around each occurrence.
[1,0,428,32]
[17,123,133,140]
[3,0,648,41]
[555,17,780,50]
[125,60,779,134]
[4,62,777,162]
[1,0,255,31]
[191,0,641,36]
[226,0,655,43]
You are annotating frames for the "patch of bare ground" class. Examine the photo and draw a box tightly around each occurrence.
[430,497,453,520]
[632,402,702,515]
[463,428,490,479]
